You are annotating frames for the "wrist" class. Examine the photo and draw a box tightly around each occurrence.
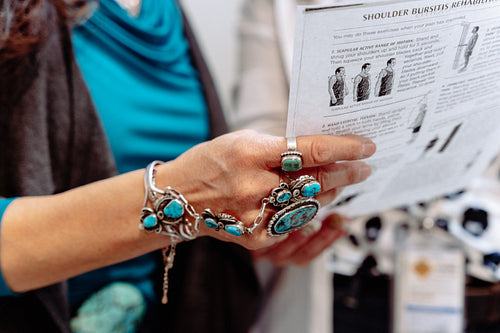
[139,161,201,243]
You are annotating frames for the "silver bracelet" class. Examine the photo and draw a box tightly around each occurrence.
[139,161,202,303]
[140,161,202,241]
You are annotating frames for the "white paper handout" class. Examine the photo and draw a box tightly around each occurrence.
[286,0,500,217]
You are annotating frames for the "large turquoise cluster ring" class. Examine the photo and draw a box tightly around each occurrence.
[266,175,321,236]
[200,174,322,238]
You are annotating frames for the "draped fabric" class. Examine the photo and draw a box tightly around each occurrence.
[72,0,210,174]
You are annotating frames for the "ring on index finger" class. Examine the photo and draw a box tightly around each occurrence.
[281,137,303,172]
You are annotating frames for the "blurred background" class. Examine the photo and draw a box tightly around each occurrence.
[182,0,244,115]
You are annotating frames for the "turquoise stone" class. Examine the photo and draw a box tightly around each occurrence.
[204,218,218,229]
[302,182,321,197]
[277,191,292,203]
[225,225,244,236]
[282,156,302,172]
[163,199,184,219]
[274,204,318,234]
[143,215,157,229]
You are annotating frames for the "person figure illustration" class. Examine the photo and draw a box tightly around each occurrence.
[375,58,396,97]
[460,26,479,72]
[328,66,349,106]
[353,63,371,102]
[407,97,428,144]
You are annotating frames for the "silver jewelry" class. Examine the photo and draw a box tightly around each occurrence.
[140,161,202,242]
[267,198,320,236]
[286,136,298,151]
[202,209,247,237]
[281,137,303,172]
[248,174,322,236]
[140,161,202,304]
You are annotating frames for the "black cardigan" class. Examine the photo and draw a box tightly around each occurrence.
[0,4,117,332]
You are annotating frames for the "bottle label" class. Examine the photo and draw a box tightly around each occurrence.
[393,246,465,333]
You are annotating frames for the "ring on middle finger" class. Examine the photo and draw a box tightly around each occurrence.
[265,175,322,236]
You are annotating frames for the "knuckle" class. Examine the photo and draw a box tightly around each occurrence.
[230,139,248,158]
[230,137,262,168]
[228,141,254,169]
[236,128,259,136]
[309,140,332,164]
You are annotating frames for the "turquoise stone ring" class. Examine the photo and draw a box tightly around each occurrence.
[301,180,321,197]
[291,175,321,198]
[251,138,323,236]
[264,174,322,236]
[281,152,303,172]
[281,137,303,172]
[267,199,320,235]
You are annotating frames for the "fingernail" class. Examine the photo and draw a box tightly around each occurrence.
[361,141,376,158]
[359,163,372,180]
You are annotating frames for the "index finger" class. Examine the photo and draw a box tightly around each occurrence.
[261,134,376,169]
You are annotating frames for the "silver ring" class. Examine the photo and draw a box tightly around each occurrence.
[281,137,303,172]
[265,174,321,236]
[267,199,320,236]
[286,137,298,152]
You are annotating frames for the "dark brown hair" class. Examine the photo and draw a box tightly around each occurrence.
[0,0,87,62]
[0,0,88,104]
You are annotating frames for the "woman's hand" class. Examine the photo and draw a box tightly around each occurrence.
[0,130,373,292]
[156,130,375,250]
